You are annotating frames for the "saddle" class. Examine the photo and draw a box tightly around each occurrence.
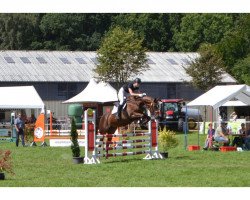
[111,102,127,114]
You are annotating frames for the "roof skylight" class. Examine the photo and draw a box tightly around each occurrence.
[36,57,47,64]
[75,57,87,64]
[147,58,155,64]
[4,57,15,64]
[20,57,31,64]
[90,57,99,65]
[59,57,71,64]
[166,59,178,65]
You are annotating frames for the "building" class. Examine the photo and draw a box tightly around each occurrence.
[0,50,236,120]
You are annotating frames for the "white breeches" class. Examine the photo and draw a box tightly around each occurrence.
[118,88,129,105]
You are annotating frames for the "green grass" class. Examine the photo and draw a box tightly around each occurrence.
[1,132,250,187]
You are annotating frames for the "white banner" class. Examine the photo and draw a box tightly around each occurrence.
[50,139,85,147]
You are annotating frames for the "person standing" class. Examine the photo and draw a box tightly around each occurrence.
[15,113,25,147]
[116,78,145,119]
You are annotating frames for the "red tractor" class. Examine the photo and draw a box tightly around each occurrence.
[158,99,201,131]
[158,99,186,131]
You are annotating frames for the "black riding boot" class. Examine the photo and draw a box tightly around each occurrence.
[116,105,123,120]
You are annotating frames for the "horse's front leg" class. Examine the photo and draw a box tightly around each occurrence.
[141,114,151,125]
[130,112,144,119]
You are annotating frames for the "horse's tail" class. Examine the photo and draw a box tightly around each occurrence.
[98,112,111,134]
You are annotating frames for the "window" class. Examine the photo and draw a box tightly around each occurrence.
[67,83,77,98]
[58,83,77,99]
[167,84,176,98]
[36,57,47,64]
[20,57,31,64]
[164,103,178,112]
[75,57,87,64]
[147,58,155,64]
[59,57,71,64]
[4,57,15,64]
[0,111,5,122]
[166,59,178,65]
[91,57,99,65]
[58,83,67,97]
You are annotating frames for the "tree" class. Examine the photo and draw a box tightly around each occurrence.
[185,44,225,91]
[217,31,249,72]
[112,14,172,51]
[94,26,148,87]
[0,14,43,50]
[39,13,113,50]
[232,54,250,85]
[173,14,234,51]
[217,14,250,72]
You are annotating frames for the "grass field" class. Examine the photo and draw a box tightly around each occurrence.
[1,132,250,187]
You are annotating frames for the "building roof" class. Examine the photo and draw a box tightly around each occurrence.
[0,50,236,83]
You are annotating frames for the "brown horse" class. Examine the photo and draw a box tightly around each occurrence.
[98,95,159,135]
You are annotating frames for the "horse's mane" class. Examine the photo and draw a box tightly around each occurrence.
[126,95,155,108]
[126,95,141,102]
[127,95,154,102]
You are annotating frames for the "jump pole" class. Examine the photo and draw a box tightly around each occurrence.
[84,109,162,164]
[84,109,100,164]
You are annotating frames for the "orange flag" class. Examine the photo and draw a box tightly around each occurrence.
[33,113,45,142]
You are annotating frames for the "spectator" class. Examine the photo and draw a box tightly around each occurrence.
[203,123,215,150]
[214,121,230,145]
[232,123,246,147]
[30,114,36,123]
[244,118,250,150]
[229,111,238,121]
[15,113,25,147]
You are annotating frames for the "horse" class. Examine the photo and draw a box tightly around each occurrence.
[98,95,160,136]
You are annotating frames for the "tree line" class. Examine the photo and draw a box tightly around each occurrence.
[0,13,249,85]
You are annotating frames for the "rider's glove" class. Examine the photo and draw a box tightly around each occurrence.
[139,94,143,97]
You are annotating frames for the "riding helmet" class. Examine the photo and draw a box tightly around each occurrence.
[134,78,142,84]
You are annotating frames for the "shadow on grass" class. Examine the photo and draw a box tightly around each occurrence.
[174,155,192,160]
[102,157,149,164]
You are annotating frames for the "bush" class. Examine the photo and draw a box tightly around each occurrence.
[158,127,179,153]
[0,150,15,175]
[70,118,80,157]
[24,123,35,143]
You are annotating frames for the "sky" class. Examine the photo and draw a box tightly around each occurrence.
[0,0,249,13]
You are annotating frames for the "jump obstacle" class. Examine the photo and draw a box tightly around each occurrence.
[84,109,163,164]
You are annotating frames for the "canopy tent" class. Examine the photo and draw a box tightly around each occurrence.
[0,86,44,109]
[184,84,250,150]
[187,84,250,109]
[222,100,247,107]
[63,78,118,103]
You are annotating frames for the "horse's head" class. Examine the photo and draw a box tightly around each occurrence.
[142,96,161,118]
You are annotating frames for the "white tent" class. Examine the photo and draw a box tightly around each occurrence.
[185,85,250,149]
[222,100,247,107]
[0,86,44,109]
[187,84,250,109]
[63,78,118,103]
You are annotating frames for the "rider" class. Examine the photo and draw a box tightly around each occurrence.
[116,78,146,120]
